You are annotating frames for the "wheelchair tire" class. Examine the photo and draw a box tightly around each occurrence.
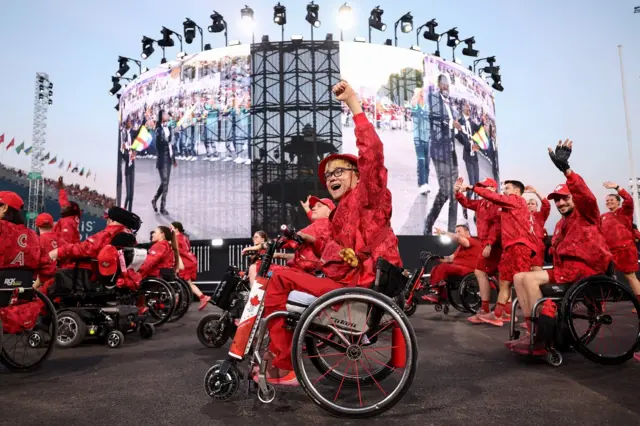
[459,274,497,314]
[1,290,58,373]
[138,278,176,327]
[197,313,233,348]
[563,277,640,365]
[291,287,417,419]
[56,310,86,349]
[168,279,191,323]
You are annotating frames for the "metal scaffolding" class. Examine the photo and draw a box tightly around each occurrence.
[26,72,53,229]
[250,38,341,234]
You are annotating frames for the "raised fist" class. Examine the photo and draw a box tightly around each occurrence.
[548,139,572,173]
[332,80,357,103]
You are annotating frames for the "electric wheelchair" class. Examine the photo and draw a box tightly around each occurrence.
[508,263,640,367]
[204,225,418,419]
[0,268,57,372]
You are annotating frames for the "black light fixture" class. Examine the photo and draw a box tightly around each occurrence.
[204,43,212,51]
[208,11,228,47]
[273,3,286,25]
[306,2,320,28]
[393,12,413,46]
[141,36,155,59]
[462,37,479,57]
[472,56,498,74]
[49,82,53,89]
[158,27,184,58]
[418,19,439,46]
[48,99,53,106]
[116,57,129,78]
[446,28,459,47]
[183,18,204,51]
[368,6,386,43]
[490,72,503,92]
[109,76,122,96]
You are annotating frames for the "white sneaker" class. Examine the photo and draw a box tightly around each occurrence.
[234,157,244,164]
[244,159,252,165]
[223,157,233,162]
[419,184,430,195]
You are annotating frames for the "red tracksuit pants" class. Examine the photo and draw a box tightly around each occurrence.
[430,263,474,286]
[263,268,345,371]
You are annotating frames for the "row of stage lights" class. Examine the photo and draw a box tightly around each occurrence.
[110,2,503,100]
[38,75,54,105]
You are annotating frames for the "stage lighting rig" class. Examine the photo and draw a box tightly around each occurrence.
[446,28,459,47]
[419,19,439,45]
[274,3,286,25]
[462,37,478,57]
[184,18,204,51]
[394,12,413,46]
[158,27,184,59]
[368,6,386,43]
[306,2,321,28]
[490,71,503,92]
[116,56,142,77]
[337,2,353,41]
[473,56,499,74]
[208,11,228,46]
[109,76,122,96]
[141,36,155,59]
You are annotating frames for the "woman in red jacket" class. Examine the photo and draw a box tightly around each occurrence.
[170,221,211,311]
[139,226,179,279]
[241,230,286,284]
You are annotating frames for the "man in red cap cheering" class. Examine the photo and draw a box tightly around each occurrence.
[33,213,59,287]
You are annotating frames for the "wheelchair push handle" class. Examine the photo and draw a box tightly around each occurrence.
[419,251,443,265]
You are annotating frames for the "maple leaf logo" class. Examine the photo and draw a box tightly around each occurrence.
[250,295,260,306]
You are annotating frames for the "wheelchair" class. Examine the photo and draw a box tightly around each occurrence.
[161,268,192,324]
[204,225,417,419]
[0,268,58,372]
[508,263,640,367]
[50,246,174,349]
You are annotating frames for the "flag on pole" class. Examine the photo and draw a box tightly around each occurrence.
[67,161,72,171]
[15,142,25,154]
[471,126,489,150]
[24,146,33,155]
[71,165,79,173]
[6,138,15,150]
[0,134,4,144]
[131,125,152,151]
[42,152,50,161]
[79,168,85,177]
[48,156,57,165]
[86,169,91,178]
[58,158,64,169]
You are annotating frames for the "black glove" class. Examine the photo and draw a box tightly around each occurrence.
[548,144,572,172]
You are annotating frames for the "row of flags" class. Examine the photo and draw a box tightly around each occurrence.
[0,133,96,181]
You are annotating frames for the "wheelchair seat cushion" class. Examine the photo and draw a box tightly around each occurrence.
[540,283,571,298]
[286,290,318,314]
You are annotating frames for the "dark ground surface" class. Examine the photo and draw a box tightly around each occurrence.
[1,306,640,426]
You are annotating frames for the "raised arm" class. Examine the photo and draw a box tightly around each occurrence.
[538,198,551,223]
[57,177,70,209]
[618,187,634,218]
[565,172,600,224]
[473,186,520,209]
[455,191,479,211]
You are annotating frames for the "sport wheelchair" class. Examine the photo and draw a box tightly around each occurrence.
[204,225,417,418]
[508,263,640,367]
[0,268,57,372]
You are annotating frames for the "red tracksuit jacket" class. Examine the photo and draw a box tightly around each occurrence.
[139,240,175,278]
[455,192,501,246]
[0,220,41,271]
[54,189,81,245]
[601,188,635,250]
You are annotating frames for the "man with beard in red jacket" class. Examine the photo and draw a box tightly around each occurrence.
[256,80,402,386]
[509,140,612,355]
[525,185,551,271]
[462,178,539,327]
[455,177,502,323]
[600,181,640,302]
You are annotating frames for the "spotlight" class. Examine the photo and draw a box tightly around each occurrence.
[48,99,53,105]
[183,18,197,44]
[337,3,353,30]
[208,11,226,33]
[422,19,439,42]
[38,76,44,83]
[158,27,175,48]
[204,44,212,51]
[446,28,459,47]
[39,84,44,93]
[273,2,286,25]
[241,5,255,23]
[306,2,321,28]
[399,12,413,33]
[114,104,119,111]
[109,77,121,96]
[368,6,386,31]
[483,57,499,74]
[491,73,503,92]
[291,35,303,41]
[141,36,155,59]
[325,33,333,41]
[116,56,130,78]
[462,37,479,57]
[48,90,53,96]
[354,36,366,43]
[262,35,270,43]
[49,82,53,89]
[384,39,392,46]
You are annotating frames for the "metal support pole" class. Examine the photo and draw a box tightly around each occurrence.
[618,45,640,226]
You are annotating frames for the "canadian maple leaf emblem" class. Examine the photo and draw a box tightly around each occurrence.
[250,295,260,306]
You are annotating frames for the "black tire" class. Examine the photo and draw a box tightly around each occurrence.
[291,287,418,419]
[447,281,468,313]
[563,277,640,365]
[138,278,176,327]
[140,323,155,339]
[197,313,233,348]
[55,310,86,349]
[459,274,498,314]
[1,290,58,372]
[403,300,417,317]
[168,279,190,323]
[106,330,124,348]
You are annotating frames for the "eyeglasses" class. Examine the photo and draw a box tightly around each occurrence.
[324,167,357,181]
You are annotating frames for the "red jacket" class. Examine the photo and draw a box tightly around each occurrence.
[38,231,60,282]
[57,224,129,262]
[317,113,402,286]
[54,189,81,245]
[0,221,41,271]
[533,199,551,246]
[455,192,501,246]
[601,188,635,250]
[139,240,175,278]
[452,237,482,269]
[551,172,612,274]
[473,187,539,253]
[176,233,197,270]
[283,218,332,273]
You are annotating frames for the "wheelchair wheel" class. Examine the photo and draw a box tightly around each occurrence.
[459,274,497,314]
[563,277,640,365]
[168,279,190,323]
[197,313,233,348]
[1,290,58,373]
[138,278,176,327]
[291,287,417,419]
[56,310,86,349]
[446,282,467,313]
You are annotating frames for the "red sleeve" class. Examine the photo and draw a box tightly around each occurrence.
[59,188,70,209]
[486,205,501,245]
[57,232,103,260]
[474,186,520,209]
[139,242,168,277]
[618,188,634,219]
[536,199,551,223]
[306,210,314,221]
[353,113,387,203]
[455,192,479,211]
[566,172,600,224]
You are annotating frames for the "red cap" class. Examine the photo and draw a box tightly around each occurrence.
[318,153,359,186]
[35,213,54,228]
[547,183,571,200]
[97,245,119,276]
[0,191,24,210]
[476,178,498,189]
[309,196,336,211]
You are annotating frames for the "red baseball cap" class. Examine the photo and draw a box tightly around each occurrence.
[318,153,359,186]
[547,183,571,200]
[476,178,498,189]
[0,191,24,210]
[35,213,54,228]
[309,196,336,211]
[97,245,119,276]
